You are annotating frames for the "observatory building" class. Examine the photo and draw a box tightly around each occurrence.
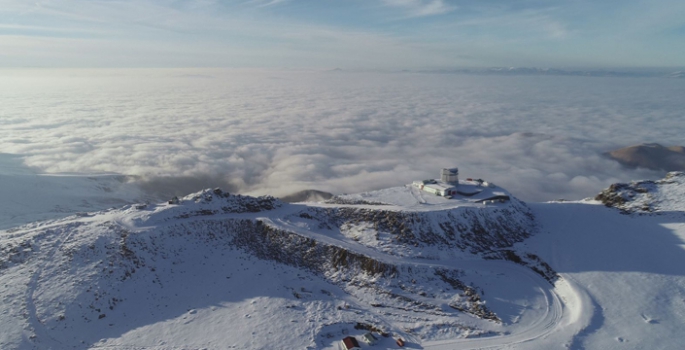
[413,167,460,197]
[441,168,459,184]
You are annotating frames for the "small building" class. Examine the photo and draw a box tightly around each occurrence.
[396,338,405,347]
[341,336,361,350]
[422,183,458,197]
[413,167,461,197]
[362,332,377,345]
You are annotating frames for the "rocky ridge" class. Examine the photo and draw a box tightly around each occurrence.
[0,186,554,348]
[595,172,685,213]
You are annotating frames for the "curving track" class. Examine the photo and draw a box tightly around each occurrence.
[11,201,592,350]
[261,214,592,350]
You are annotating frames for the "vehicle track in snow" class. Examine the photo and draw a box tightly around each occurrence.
[258,215,586,350]
[111,203,590,350]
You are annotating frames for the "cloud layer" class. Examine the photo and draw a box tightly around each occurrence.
[1,69,683,201]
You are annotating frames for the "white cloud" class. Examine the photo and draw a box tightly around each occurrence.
[382,0,455,17]
[0,69,680,201]
[254,0,290,7]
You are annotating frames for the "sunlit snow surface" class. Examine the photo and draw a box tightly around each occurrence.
[521,202,685,349]
[0,154,145,230]
[1,173,684,349]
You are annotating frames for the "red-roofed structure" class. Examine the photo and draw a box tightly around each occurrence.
[341,336,361,350]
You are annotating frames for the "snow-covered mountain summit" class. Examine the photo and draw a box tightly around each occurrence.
[0,182,556,349]
[2,176,685,350]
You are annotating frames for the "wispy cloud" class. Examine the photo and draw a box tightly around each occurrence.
[0,0,684,68]
[381,0,455,17]
[256,0,290,7]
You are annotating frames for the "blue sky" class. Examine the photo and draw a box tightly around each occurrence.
[1,0,684,68]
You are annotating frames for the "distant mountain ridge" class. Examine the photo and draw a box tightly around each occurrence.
[417,67,685,78]
[605,143,685,171]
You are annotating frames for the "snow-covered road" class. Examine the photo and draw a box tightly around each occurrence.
[260,214,591,350]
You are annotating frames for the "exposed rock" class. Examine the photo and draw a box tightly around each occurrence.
[595,172,685,213]
[172,189,281,218]
[295,200,535,255]
[324,197,389,206]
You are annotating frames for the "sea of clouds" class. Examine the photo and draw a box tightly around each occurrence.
[1,69,683,202]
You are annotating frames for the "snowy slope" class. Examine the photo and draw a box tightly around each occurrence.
[1,175,685,349]
[522,202,685,349]
[0,186,556,349]
[0,154,146,230]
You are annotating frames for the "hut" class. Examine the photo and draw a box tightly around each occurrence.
[341,336,361,350]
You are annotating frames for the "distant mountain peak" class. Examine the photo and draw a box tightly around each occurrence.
[605,143,685,171]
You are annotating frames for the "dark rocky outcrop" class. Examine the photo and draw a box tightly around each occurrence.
[594,172,685,213]
[293,200,535,255]
[172,189,281,218]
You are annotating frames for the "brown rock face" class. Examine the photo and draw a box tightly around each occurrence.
[605,143,685,171]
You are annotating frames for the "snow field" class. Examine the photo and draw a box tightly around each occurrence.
[0,186,553,349]
[524,202,685,349]
[2,175,685,350]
